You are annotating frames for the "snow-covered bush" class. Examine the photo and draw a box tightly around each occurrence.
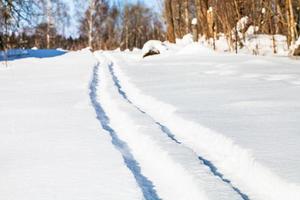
[142,40,168,58]
[176,34,193,45]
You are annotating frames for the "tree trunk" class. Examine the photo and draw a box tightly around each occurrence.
[46,0,52,49]
[198,0,209,37]
[125,24,129,49]
[164,0,176,43]
[286,0,296,46]
[88,0,94,49]
[297,6,300,34]
[184,0,189,34]
[288,0,297,43]
[172,0,181,39]
[192,19,198,42]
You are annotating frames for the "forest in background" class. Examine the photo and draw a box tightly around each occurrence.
[0,0,300,53]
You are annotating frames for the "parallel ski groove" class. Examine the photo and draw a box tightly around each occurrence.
[107,61,250,200]
[89,63,161,200]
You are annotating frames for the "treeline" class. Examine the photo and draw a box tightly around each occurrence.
[79,0,164,50]
[0,0,71,50]
[1,0,300,53]
[0,0,164,51]
[164,0,300,51]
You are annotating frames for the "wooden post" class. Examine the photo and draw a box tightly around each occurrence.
[235,24,238,54]
[192,18,198,42]
[272,14,279,54]
[207,6,216,50]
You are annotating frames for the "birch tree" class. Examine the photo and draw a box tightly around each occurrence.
[35,0,70,49]
[87,0,95,48]
[184,0,189,35]
[80,0,110,49]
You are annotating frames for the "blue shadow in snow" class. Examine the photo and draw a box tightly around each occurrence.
[198,156,250,200]
[89,64,161,200]
[108,63,182,145]
[108,62,250,200]
[0,49,66,61]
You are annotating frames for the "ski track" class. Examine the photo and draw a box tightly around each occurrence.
[106,59,249,200]
[89,63,161,200]
[108,62,182,145]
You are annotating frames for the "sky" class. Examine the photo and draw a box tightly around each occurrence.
[64,0,162,37]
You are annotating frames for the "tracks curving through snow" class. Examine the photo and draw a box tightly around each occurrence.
[89,63,161,200]
[99,52,300,200]
[93,52,246,200]
[106,57,249,200]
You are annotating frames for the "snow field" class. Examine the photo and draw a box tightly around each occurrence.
[94,52,243,200]
[0,50,142,200]
[2,37,300,200]
[103,51,300,200]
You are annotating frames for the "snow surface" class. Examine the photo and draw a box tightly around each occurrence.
[98,41,300,200]
[0,50,142,200]
[1,36,300,200]
[94,52,244,200]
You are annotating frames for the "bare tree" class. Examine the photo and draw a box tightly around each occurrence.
[80,0,109,49]
[36,0,70,49]
[87,0,95,48]
[120,3,164,50]
[0,0,40,66]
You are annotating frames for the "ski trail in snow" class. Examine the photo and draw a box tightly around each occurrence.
[89,63,161,200]
[107,62,250,200]
[197,156,249,200]
[108,63,182,145]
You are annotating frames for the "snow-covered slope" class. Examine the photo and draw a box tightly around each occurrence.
[1,40,300,200]
[94,52,245,200]
[98,42,300,200]
[0,50,142,200]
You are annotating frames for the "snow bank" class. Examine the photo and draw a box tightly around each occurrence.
[176,34,194,46]
[177,43,215,55]
[242,34,288,56]
[170,25,290,56]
